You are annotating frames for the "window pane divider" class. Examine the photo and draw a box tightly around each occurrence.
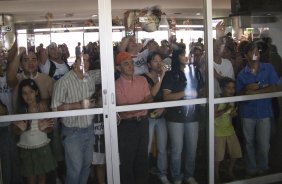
[0,108,103,123]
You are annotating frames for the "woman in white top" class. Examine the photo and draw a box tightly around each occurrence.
[12,79,56,184]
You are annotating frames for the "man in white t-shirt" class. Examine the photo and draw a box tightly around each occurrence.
[133,39,159,75]
[37,42,70,80]
[213,38,235,96]
[118,37,159,76]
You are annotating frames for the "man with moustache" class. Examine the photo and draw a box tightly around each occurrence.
[7,47,54,110]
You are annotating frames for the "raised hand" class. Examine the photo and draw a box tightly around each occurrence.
[38,118,54,131]
[14,121,27,131]
[37,47,48,65]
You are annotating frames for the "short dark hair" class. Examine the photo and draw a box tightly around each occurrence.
[242,41,258,55]
[147,51,161,64]
[219,77,235,89]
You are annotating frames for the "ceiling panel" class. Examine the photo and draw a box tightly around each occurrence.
[0,0,231,24]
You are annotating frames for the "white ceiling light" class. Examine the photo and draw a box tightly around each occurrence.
[64,13,74,18]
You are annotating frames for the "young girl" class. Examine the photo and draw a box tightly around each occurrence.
[214,77,242,182]
[12,79,56,184]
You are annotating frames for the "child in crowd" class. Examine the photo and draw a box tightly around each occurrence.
[12,79,57,184]
[214,77,242,182]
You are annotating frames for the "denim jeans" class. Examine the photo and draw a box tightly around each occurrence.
[118,118,149,184]
[148,117,168,178]
[167,121,199,182]
[61,124,94,184]
[242,118,271,174]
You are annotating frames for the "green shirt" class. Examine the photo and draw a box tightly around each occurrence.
[215,103,235,137]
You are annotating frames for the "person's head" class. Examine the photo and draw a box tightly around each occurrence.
[20,50,38,75]
[219,77,236,97]
[190,46,203,57]
[221,45,233,60]
[238,40,250,59]
[124,36,137,53]
[17,79,40,110]
[243,41,260,62]
[144,39,159,52]
[252,28,261,40]
[161,40,169,47]
[115,52,134,78]
[48,42,62,61]
[78,42,81,46]
[159,40,171,59]
[189,46,203,65]
[198,37,203,43]
[147,51,163,73]
[171,48,188,71]
[59,44,69,59]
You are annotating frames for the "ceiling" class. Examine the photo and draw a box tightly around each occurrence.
[0,0,231,26]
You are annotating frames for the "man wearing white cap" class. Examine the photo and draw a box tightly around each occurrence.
[119,36,159,75]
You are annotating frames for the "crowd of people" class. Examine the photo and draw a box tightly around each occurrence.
[0,30,282,184]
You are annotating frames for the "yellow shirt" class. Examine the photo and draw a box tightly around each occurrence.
[215,103,235,137]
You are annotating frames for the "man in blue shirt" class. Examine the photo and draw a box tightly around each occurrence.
[236,41,279,176]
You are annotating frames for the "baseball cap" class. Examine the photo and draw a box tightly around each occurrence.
[115,52,132,66]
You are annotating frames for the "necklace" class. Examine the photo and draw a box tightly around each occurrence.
[23,72,38,79]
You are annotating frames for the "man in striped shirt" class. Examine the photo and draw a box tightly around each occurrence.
[51,54,101,184]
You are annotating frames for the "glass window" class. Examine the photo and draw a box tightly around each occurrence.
[2,0,282,183]
[0,1,109,184]
[213,0,282,182]
[113,1,207,183]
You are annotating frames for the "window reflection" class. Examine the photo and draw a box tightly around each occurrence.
[6,0,282,183]
[214,0,282,182]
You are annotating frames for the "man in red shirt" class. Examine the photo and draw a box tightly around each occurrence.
[115,52,152,184]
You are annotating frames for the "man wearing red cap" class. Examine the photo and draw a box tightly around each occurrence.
[115,52,152,184]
